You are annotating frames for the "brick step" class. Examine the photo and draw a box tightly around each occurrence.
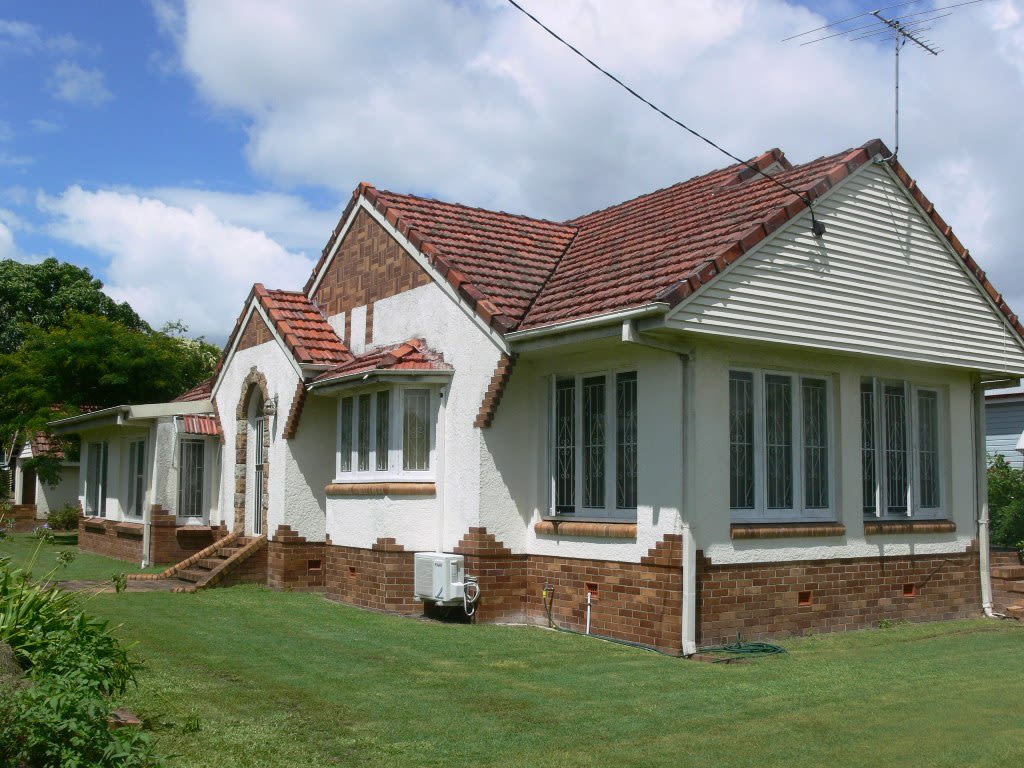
[1005,581,1024,594]
[992,565,1024,580]
[218,548,240,558]
[1006,604,1024,619]
[196,558,222,571]
[175,569,207,584]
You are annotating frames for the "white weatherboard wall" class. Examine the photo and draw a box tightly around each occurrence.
[324,281,503,551]
[667,162,1024,376]
[986,397,1024,469]
[213,337,301,537]
[689,338,976,564]
[482,339,684,562]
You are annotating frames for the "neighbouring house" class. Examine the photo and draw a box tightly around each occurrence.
[986,387,1024,468]
[51,138,1024,651]
[6,433,80,532]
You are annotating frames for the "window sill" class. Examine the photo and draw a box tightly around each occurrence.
[730,522,846,540]
[534,520,637,538]
[325,482,436,497]
[863,519,956,535]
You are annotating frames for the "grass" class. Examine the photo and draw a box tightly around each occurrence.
[79,585,1024,768]
[0,532,164,582]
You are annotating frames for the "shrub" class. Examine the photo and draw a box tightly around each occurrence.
[0,554,162,766]
[46,503,80,532]
[988,454,1024,551]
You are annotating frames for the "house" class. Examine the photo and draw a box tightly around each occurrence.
[5,433,80,532]
[986,387,1024,468]
[51,138,1024,651]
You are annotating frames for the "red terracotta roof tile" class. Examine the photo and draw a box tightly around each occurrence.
[30,432,65,460]
[312,338,451,386]
[174,377,214,402]
[182,415,221,437]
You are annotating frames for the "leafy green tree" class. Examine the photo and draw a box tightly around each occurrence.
[988,454,1024,550]
[0,258,148,355]
[0,313,219,483]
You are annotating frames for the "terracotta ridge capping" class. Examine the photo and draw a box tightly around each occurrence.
[534,520,637,539]
[325,481,436,497]
[731,522,847,540]
[863,519,956,535]
[282,379,307,440]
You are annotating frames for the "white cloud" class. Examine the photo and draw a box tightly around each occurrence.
[38,186,314,339]
[49,61,112,106]
[157,0,1024,321]
[0,18,87,57]
[0,221,14,260]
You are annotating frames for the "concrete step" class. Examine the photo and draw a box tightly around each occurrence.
[992,565,1024,580]
[1006,604,1024,619]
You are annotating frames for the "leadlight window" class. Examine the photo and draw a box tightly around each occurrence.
[729,369,833,521]
[550,370,637,520]
[126,440,146,517]
[178,439,205,518]
[337,386,436,479]
[861,379,943,519]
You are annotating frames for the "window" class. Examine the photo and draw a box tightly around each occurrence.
[861,379,943,519]
[729,369,833,521]
[85,441,108,517]
[337,387,435,478]
[551,371,637,520]
[178,439,205,518]
[126,440,146,517]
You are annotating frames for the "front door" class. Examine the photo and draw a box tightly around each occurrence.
[252,415,264,536]
[21,467,36,505]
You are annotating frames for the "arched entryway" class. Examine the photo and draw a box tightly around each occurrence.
[236,368,270,536]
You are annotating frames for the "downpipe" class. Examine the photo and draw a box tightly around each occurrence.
[973,380,995,618]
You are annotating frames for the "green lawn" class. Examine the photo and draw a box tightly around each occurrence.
[0,532,164,581]
[81,585,1024,768]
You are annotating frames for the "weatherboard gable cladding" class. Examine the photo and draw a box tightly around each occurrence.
[666,161,1024,375]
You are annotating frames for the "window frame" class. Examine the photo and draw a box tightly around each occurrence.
[861,378,946,520]
[177,438,208,520]
[548,369,638,522]
[125,439,147,518]
[84,441,108,517]
[728,368,835,523]
[335,384,437,482]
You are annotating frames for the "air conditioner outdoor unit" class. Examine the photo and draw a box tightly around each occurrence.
[414,552,465,605]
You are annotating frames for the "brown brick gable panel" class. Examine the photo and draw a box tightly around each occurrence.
[236,309,273,352]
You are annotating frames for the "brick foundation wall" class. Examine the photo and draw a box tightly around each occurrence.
[324,536,422,614]
[78,506,225,565]
[990,548,1023,614]
[267,526,326,591]
[220,543,269,587]
[454,527,528,623]
[696,544,983,646]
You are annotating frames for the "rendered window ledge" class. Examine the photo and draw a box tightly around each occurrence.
[325,481,436,497]
[534,519,637,538]
[863,519,955,535]
[730,522,847,540]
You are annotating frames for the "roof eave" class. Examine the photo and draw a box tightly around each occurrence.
[308,368,454,395]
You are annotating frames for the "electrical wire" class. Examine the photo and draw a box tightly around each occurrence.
[505,0,818,215]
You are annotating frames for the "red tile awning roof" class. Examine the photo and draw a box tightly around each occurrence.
[30,432,65,460]
[182,415,221,436]
[303,138,1024,343]
[312,338,450,386]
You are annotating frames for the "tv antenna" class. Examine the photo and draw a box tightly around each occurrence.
[783,1,990,161]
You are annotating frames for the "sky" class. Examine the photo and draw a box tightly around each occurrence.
[1,0,1022,345]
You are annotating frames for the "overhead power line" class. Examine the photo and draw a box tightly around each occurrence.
[505,0,826,234]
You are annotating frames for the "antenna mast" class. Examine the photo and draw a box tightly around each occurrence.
[784,1,989,161]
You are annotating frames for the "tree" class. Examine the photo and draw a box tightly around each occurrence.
[989,454,1024,550]
[0,313,219,482]
[0,258,148,355]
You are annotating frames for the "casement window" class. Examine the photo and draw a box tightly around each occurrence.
[729,369,833,521]
[861,379,944,519]
[336,387,436,479]
[178,439,206,518]
[126,440,146,517]
[84,441,108,517]
[551,371,637,520]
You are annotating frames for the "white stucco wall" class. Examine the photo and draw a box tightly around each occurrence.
[74,424,149,523]
[35,465,79,518]
[212,334,302,537]
[689,338,977,564]
[283,393,333,541]
[482,338,684,562]
[324,281,504,551]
